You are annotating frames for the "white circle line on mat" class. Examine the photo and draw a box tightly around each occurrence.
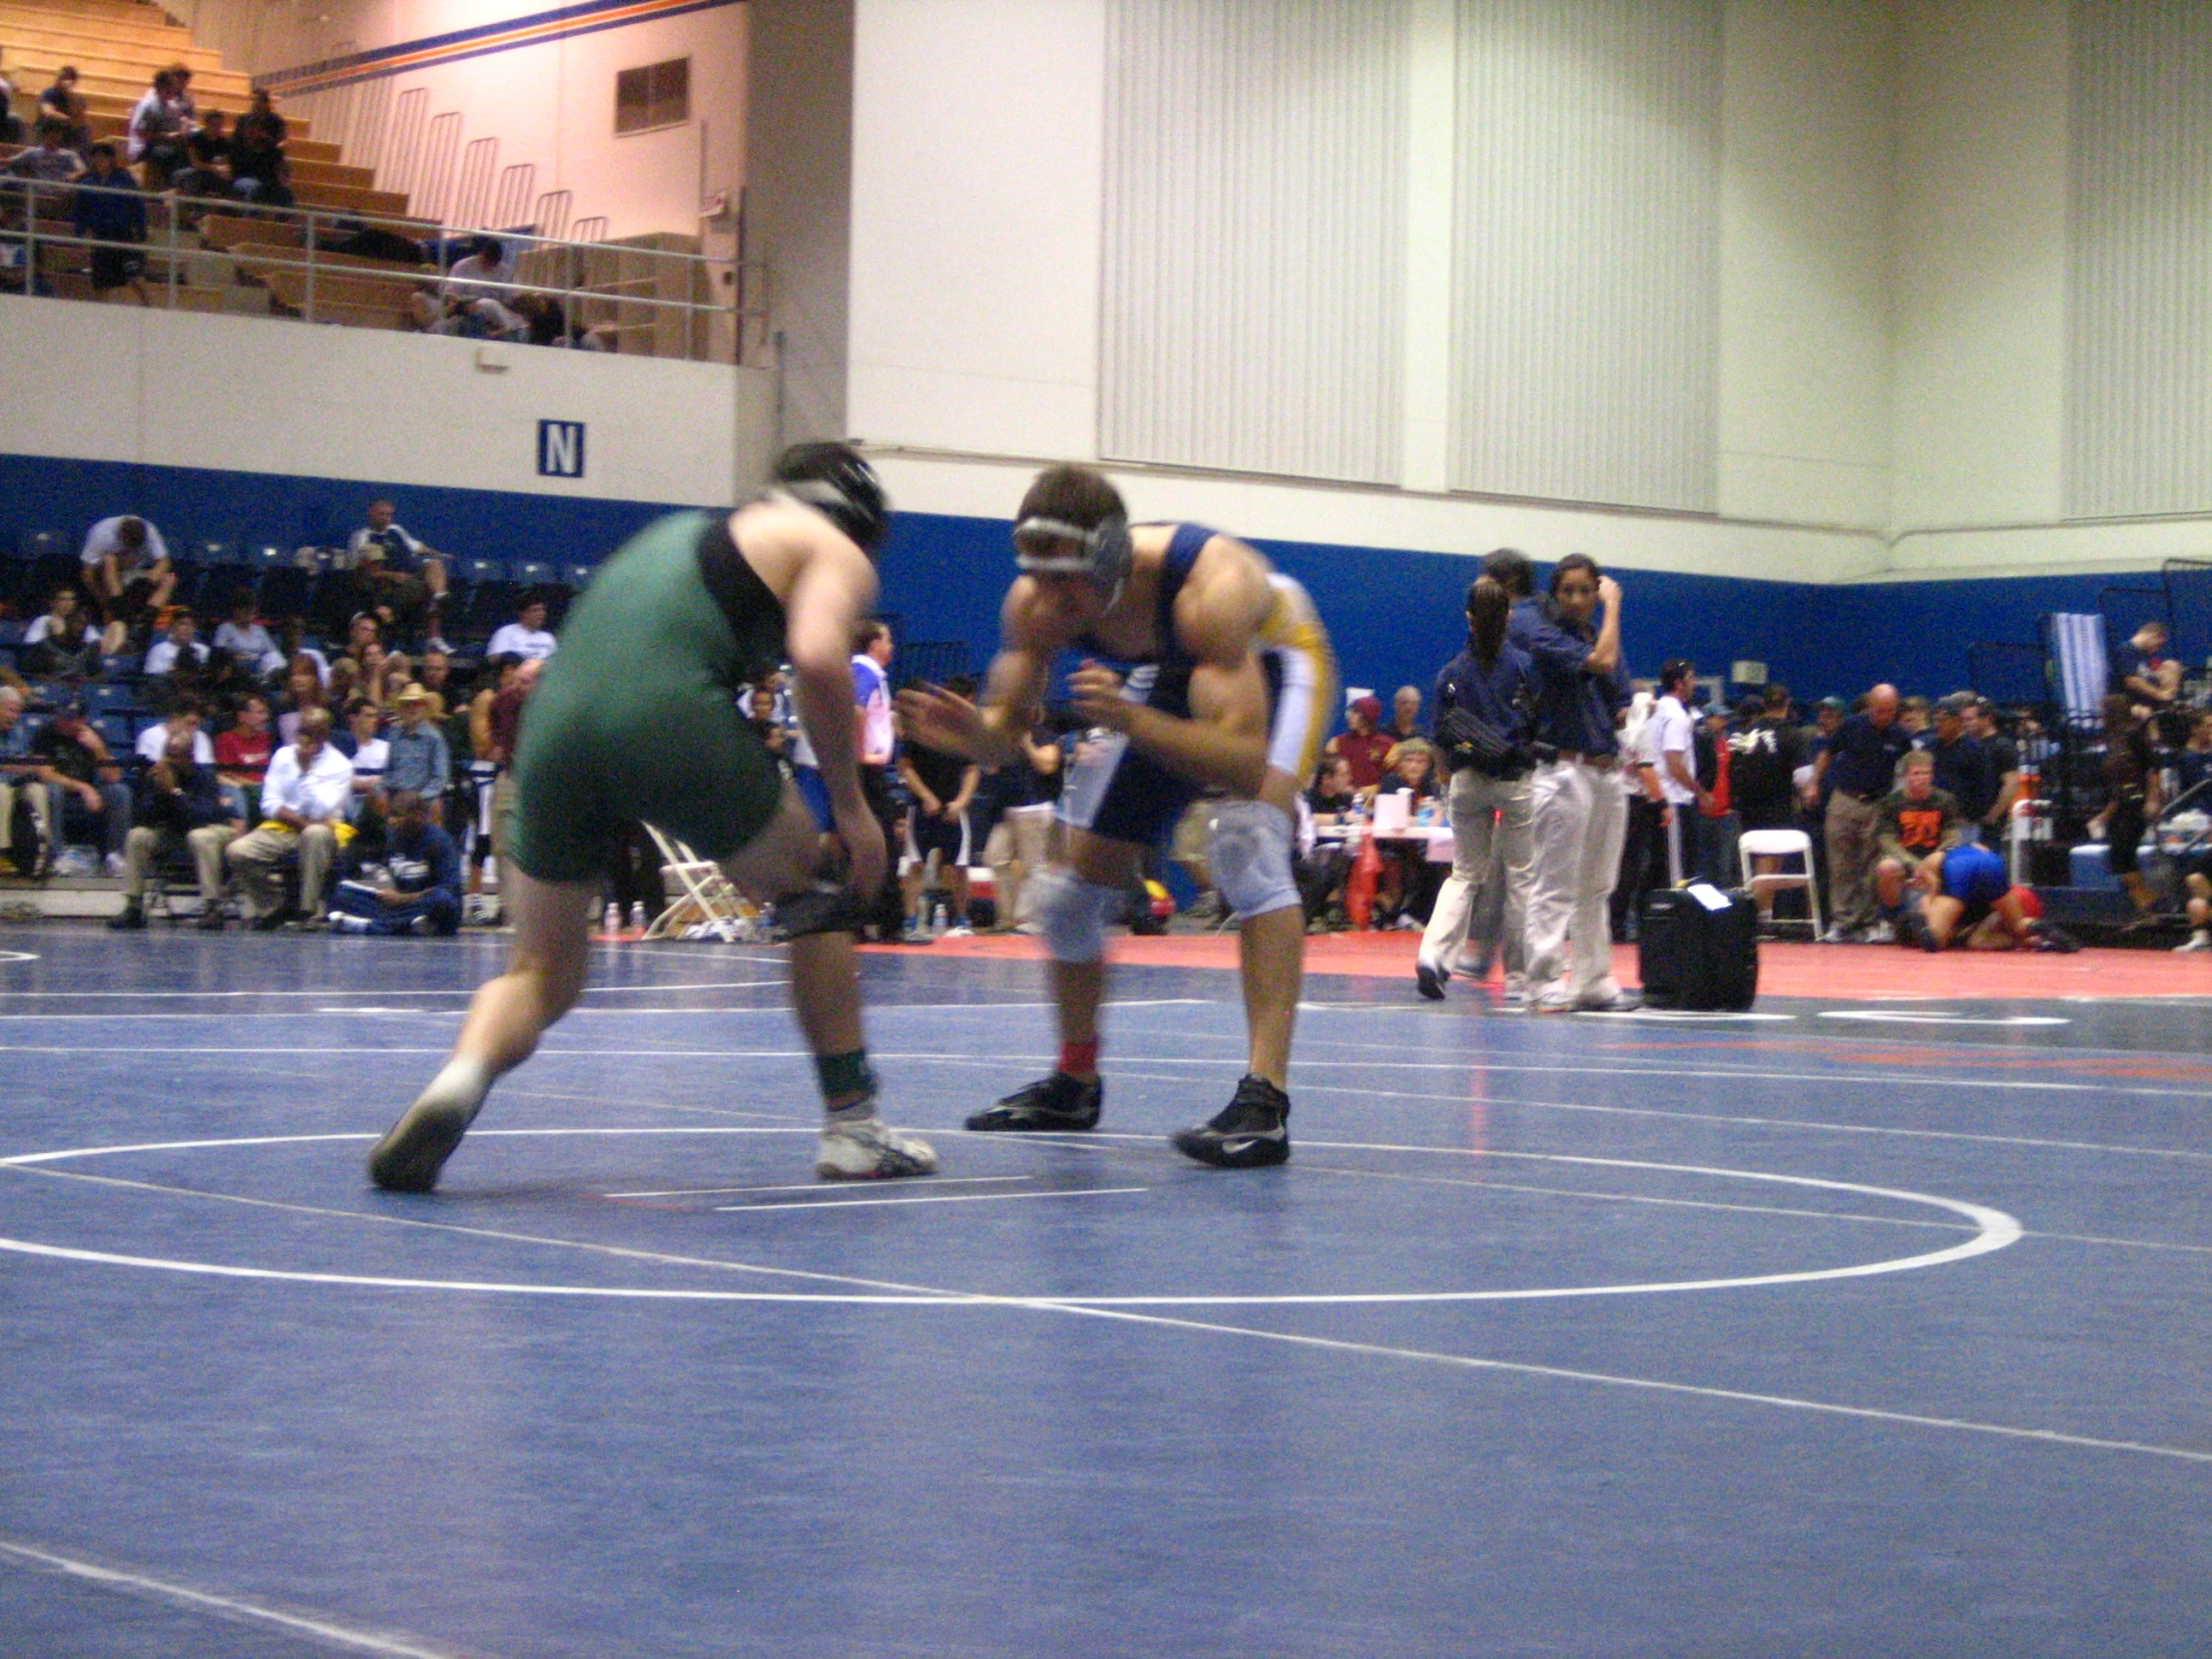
[0,1128,2022,1308]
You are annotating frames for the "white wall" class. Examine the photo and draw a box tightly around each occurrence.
[848,0,1105,462]
[746,0,853,446]
[0,295,774,503]
[193,0,746,242]
[1716,0,1894,531]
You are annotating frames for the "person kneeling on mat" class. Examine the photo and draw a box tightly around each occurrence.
[366,444,937,1192]
[899,465,1337,1168]
[1908,843,2072,952]
[328,790,462,936]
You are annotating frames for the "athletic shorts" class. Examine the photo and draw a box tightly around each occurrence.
[508,514,783,883]
[908,807,969,868]
[1058,573,1336,847]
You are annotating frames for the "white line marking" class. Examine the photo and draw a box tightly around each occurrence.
[1818,1010,2071,1026]
[716,1185,1148,1213]
[0,950,39,963]
[1034,1307,2212,1466]
[1577,1009,1798,1022]
[612,1175,1031,1199]
[0,1129,2018,1307]
[0,1536,469,1657]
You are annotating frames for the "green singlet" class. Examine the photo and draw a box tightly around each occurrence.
[508,510,790,883]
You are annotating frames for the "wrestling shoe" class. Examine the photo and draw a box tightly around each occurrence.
[965,1072,1103,1132]
[1171,1074,1292,1169]
[2174,931,2212,953]
[817,1115,939,1180]
[1414,955,1448,1000]
[367,1096,478,1193]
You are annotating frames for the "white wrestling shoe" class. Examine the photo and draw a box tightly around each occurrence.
[817,1116,939,1181]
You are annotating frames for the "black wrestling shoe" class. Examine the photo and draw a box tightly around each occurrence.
[965,1072,1103,1132]
[1171,1074,1292,1169]
[1413,957,1447,1001]
[367,1097,476,1193]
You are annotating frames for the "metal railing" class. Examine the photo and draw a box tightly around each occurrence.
[0,174,767,362]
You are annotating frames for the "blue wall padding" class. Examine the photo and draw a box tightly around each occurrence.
[0,451,2146,702]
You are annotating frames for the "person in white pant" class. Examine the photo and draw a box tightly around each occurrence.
[1416,575,1538,1008]
[1650,661,1706,885]
[1487,549,1638,1014]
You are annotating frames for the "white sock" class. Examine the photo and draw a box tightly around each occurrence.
[420,1055,495,1120]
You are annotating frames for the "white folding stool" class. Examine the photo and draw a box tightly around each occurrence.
[1737,828,1823,938]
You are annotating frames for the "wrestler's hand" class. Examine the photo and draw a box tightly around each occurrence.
[1068,660,1131,731]
[896,683,985,758]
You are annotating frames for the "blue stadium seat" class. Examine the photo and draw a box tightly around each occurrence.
[0,620,24,648]
[511,559,556,590]
[85,684,137,717]
[561,561,594,590]
[196,541,243,566]
[248,544,290,572]
[96,714,134,751]
[16,530,65,562]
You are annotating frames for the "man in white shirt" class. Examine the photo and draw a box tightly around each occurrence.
[485,597,557,661]
[1651,660,1707,886]
[143,611,211,678]
[80,515,174,654]
[224,707,355,928]
[134,697,217,767]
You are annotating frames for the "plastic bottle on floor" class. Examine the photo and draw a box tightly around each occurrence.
[602,902,620,937]
[629,901,648,933]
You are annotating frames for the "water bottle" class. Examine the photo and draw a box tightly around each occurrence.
[931,901,948,936]
[629,901,648,932]
[602,902,620,936]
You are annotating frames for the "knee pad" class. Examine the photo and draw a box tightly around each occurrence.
[1210,799,1299,921]
[1033,866,1123,963]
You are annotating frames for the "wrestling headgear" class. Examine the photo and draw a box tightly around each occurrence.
[774,442,890,556]
[1012,512,1132,593]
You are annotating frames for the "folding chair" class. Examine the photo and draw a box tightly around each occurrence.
[642,824,759,941]
[1738,828,1822,938]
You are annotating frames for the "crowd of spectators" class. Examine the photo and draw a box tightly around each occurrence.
[0,501,577,936]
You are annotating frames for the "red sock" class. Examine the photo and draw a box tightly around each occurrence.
[1059,1039,1100,1078]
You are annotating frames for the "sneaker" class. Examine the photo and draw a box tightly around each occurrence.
[104,851,128,879]
[942,923,974,938]
[1865,921,1897,945]
[1497,987,1530,1014]
[2174,932,2212,953]
[965,1072,1103,1132]
[1821,924,1858,944]
[816,1115,939,1180]
[106,901,146,931]
[1414,957,1447,1001]
[327,912,372,934]
[1533,989,1576,1014]
[1171,1074,1292,1169]
[1575,988,1643,1012]
[367,1096,478,1193]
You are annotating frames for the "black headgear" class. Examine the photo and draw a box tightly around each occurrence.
[773,442,890,556]
[1011,513,1133,594]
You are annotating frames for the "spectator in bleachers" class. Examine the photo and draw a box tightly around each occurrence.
[444,234,515,303]
[134,694,215,766]
[1385,685,1423,751]
[336,697,389,804]
[1816,683,1910,941]
[2092,692,2162,925]
[277,620,327,684]
[382,683,450,826]
[487,596,558,661]
[748,686,793,767]
[347,500,448,641]
[80,514,170,651]
[126,69,192,190]
[225,706,353,929]
[277,659,326,746]
[416,647,454,713]
[109,729,240,930]
[172,110,232,202]
[213,593,284,679]
[7,117,84,185]
[1372,739,1443,929]
[143,610,210,679]
[29,701,130,875]
[72,144,150,307]
[0,685,48,876]
[0,57,17,147]
[1871,750,1963,940]
[326,790,460,936]
[2115,620,2182,712]
[1926,693,1996,834]
[21,586,100,680]
[1325,695,1392,794]
[229,89,290,208]
[37,69,89,153]
[2175,709,2212,803]
[215,692,275,815]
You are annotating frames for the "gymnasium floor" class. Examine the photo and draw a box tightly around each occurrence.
[1,925,2207,1658]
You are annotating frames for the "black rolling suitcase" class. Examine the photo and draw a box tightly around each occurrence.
[1639,883,1759,1010]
